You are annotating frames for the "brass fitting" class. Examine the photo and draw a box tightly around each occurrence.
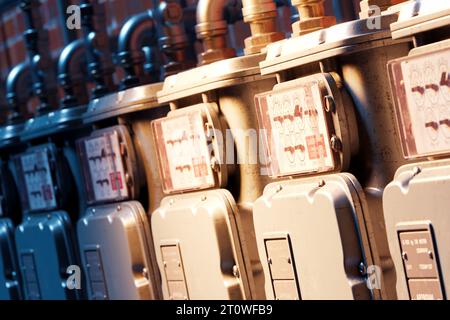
[359,0,408,18]
[242,0,285,55]
[195,0,236,65]
[291,0,336,36]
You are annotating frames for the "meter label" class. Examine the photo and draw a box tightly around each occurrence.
[84,132,128,202]
[153,111,215,193]
[20,149,57,211]
[390,48,450,158]
[256,80,334,177]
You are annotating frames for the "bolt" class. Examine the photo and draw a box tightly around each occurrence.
[210,157,220,172]
[177,261,181,267]
[358,262,367,276]
[287,257,292,264]
[330,135,342,152]
[142,268,149,279]
[324,96,335,113]
[268,258,273,265]
[412,167,422,177]
[276,185,283,193]
[402,252,408,261]
[163,261,167,268]
[232,265,240,278]
[318,180,326,188]
[201,195,207,201]
[428,250,434,260]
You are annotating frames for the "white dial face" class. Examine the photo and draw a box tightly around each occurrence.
[20,148,57,211]
[256,80,335,177]
[153,111,215,193]
[392,48,450,157]
[84,131,128,202]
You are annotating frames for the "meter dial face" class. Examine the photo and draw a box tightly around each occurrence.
[255,78,336,178]
[389,47,450,158]
[152,110,216,194]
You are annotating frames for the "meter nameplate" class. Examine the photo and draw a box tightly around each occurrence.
[255,77,335,178]
[21,253,41,300]
[18,148,57,212]
[161,244,189,300]
[389,47,450,158]
[273,280,299,300]
[153,110,216,194]
[399,231,439,279]
[85,249,108,300]
[397,227,444,300]
[408,279,444,300]
[265,237,300,300]
[79,128,130,204]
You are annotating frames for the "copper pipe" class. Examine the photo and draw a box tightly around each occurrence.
[195,0,236,65]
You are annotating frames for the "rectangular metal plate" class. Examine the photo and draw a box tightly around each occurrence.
[85,249,108,300]
[272,280,300,300]
[161,245,186,282]
[388,46,450,158]
[255,75,336,178]
[264,237,301,300]
[265,239,296,280]
[18,148,57,212]
[408,279,444,300]
[21,253,41,300]
[161,244,189,300]
[399,231,439,279]
[167,281,189,300]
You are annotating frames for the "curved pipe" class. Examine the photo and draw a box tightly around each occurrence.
[5,62,32,124]
[195,0,236,65]
[57,39,89,108]
[20,0,59,115]
[80,0,116,98]
[117,10,157,89]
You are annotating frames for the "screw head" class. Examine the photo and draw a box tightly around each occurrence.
[402,252,408,261]
[330,135,342,152]
[232,265,240,278]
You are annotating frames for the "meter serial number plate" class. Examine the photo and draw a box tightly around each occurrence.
[389,47,450,158]
[255,80,334,177]
[83,132,128,202]
[20,149,57,211]
[153,111,215,194]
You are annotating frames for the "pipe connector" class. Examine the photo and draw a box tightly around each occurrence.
[291,0,336,36]
[242,0,285,55]
[5,62,32,124]
[58,39,89,108]
[359,0,405,19]
[196,0,236,65]
[117,10,157,89]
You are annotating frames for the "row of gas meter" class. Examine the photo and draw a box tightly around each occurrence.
[0,0,449,300]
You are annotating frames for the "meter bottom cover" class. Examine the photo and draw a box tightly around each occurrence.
[383,159,450,300]
[152,189,250,300]
[15,211,79,300]
[253,173,372,300]
[0,218,21,300]
[77,201,160,300]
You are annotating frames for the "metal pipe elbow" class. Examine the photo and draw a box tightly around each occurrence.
[117,10,157,89]
[5,62,32,123]
[196,0,236,65]
[57,39,89,108]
